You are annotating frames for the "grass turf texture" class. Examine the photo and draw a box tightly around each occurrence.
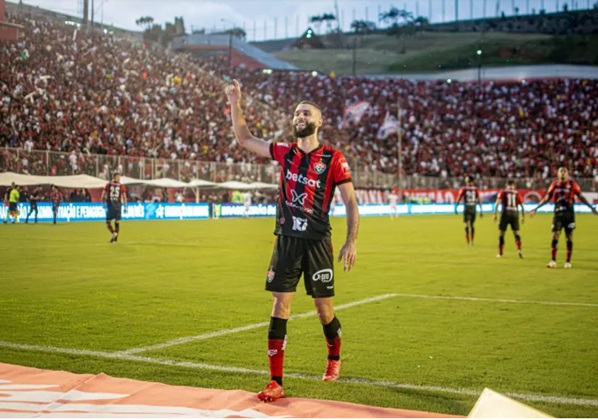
[1,214,597,417]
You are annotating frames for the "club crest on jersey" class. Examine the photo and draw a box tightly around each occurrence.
[313,161,327,174]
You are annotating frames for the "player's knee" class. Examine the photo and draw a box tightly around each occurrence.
[272,294,292,318]
[566,240,573,249]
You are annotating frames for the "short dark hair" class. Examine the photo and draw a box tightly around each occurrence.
[297,100,322,113]
[507,179,515,186]
[113,171,121,178]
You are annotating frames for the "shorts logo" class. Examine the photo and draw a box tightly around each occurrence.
[266,269,275,283]
[567,223,576,230]
[312,268,333,283]
[314,161,326,174]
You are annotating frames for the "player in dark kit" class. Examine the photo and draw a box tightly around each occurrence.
[25,187,41,224]
[493,180,525,258]
[49,185,62,224]
[530,167,597,268]
[225,79,359,402]
[101,172,127,243]
[454,176,483,246]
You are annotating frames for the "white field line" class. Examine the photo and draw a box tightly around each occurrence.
[0,340,596,408]
[122,294,398,355]
[393,293,598,308]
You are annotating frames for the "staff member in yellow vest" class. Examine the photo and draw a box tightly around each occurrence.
[3,182,20,224]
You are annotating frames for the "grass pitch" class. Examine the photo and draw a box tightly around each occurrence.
[1,214,597,417]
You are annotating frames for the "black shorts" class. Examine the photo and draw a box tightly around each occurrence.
[552,211,575,234]
[106,205,122,221]
[29,202,37,210]
[266,235,335,298]
[499,213,520,232]
[463,206,476,223]
[8,202,18,212]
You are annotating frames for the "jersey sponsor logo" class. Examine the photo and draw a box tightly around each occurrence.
[285,200,314,214]
[313,161,327,174]
[292,216,308,231]
[285,170,321,188]
[291,190,307,205]
[312,268,333,283]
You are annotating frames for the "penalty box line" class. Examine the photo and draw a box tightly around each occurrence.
[121,293,398,355]
[0,340,596,408]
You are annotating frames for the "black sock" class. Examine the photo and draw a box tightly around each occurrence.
[323,316,341,361]
[268,317,288,340]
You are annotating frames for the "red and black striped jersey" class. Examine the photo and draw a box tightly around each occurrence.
[270,142,352,240]
[497,188,522,215]
[545,180,581,213]
[104,181,126,205]
[456,185,479,207]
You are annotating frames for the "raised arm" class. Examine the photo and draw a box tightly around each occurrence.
[337,182,359,272]
[225,79,271,159]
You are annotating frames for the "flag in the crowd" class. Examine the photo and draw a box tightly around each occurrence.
[377,111,399,139]
[343,101,370,125]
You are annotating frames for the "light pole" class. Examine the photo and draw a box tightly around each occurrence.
[352,37,357,76]
[476,48,483,90]
[221,18,237,68]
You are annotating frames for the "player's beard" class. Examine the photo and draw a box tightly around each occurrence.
[293,122,316,138]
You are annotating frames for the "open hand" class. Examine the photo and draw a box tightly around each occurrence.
[337,241,357,272]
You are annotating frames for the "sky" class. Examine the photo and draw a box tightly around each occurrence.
[14,0,596,41]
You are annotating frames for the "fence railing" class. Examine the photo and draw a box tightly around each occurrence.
[1,147,595,191]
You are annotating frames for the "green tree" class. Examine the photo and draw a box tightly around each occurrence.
[135,16,154,31]
[350,20,377,34]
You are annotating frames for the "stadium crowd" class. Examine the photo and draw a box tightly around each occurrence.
[1,14,597,183]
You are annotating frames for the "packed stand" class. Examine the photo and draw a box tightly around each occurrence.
[0,14,284,178]
[208,59,597,181]
[1,15,597,183]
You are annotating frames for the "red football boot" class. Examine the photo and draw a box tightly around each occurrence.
[322,359,341,381]
[257,380,286,402]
